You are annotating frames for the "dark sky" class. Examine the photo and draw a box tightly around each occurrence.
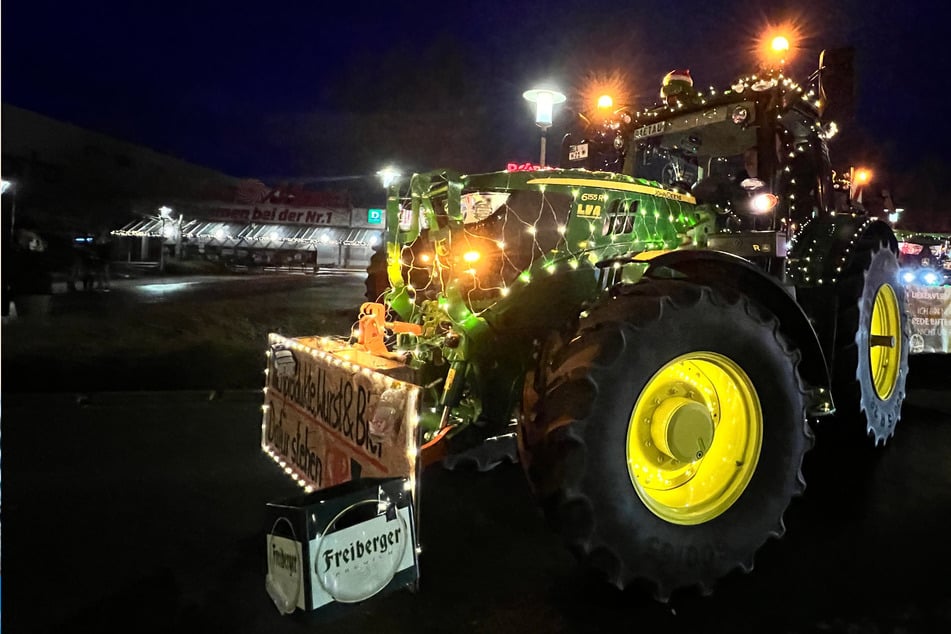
[3,0,949,185]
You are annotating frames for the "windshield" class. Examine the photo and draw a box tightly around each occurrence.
[627,102,760,208]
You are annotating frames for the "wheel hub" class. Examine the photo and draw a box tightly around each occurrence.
[626,352,762,525]
[650,397,715,462]
[869,283,901,401]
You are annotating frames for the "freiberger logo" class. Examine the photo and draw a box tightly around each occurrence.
[315,502,410,604]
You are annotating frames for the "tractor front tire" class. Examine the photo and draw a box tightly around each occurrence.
[831,243,909,444]
[519,281,812,599]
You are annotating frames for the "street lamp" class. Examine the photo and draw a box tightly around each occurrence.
[377,166,401,189]
[523,87,566,167]
[158,206,173,273]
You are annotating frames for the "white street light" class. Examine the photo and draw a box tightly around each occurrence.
[377,167,401,189]
[157,206,175,272]
[523,87,566,167]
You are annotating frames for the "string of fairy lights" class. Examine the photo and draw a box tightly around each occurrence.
[384,171,706,325]
[261,333,422,496]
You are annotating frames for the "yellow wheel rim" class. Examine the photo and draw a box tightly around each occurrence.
[869,283,901,400]
[626,352,762,525]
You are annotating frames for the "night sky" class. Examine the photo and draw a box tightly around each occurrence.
[3,0,949,189]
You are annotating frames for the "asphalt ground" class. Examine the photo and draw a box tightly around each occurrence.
[2,364,950,634]
[2,272,951,633]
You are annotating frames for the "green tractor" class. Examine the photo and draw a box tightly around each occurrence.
[344,48,908,599]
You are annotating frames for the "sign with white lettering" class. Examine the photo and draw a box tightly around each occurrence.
[202,205,348,226]
[906,284,951,353]
[262,334,420,491]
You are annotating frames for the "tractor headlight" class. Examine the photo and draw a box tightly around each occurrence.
[750,193,778,213]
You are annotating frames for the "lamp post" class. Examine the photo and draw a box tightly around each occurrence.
[523,88,566,167]
[158,206,173,273]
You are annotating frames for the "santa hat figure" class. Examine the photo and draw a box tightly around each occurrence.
[660,69,694,101]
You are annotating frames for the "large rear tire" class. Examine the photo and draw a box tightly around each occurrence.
[519,281,812,599]
[832,243,909,444]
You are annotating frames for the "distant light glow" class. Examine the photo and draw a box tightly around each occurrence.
[138,282,195,293]
[597,94,613,109]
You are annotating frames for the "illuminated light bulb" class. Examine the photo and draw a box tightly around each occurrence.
[463,250,480,263]
[519,271,532,283]
[496,241,506,249]
[751,193,779,213]
[500,286,511,297]
[526,226,538,236]
[557,224,567,234]
[569,259,579,269]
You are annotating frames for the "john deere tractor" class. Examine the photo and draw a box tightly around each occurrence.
[322,46,909,599]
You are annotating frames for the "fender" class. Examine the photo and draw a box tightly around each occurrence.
[785,215,899,357]
[640,249,834,416]
[786,215,898,288]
